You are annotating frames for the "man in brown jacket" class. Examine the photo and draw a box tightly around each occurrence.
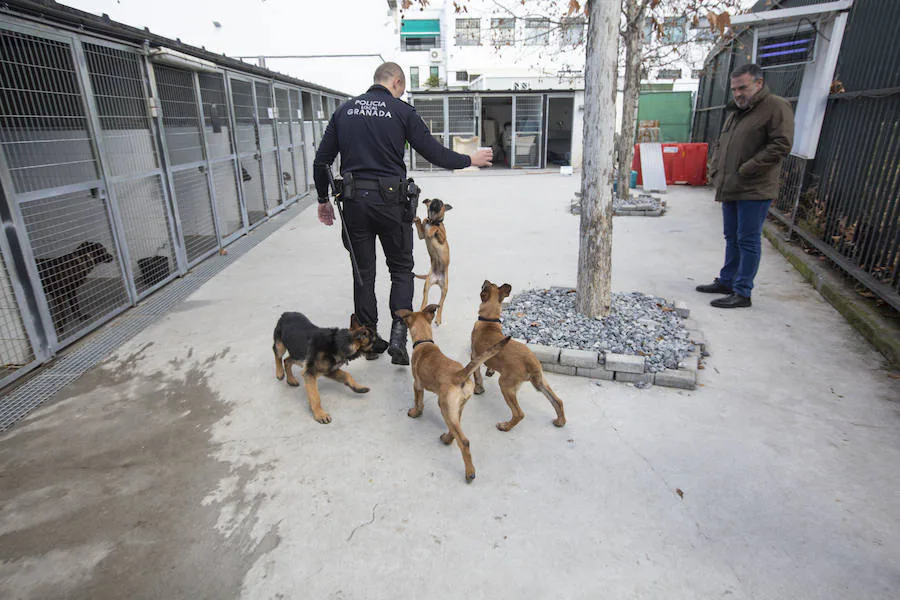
[697,63,794,308]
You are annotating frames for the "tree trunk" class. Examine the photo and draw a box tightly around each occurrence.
[615,0,646,201]
[576,0,621,318]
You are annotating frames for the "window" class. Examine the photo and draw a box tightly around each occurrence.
[456,71,469,82]
[524,18,550,46]
[455,18,480,46]
[648,17,688,44]
[691,68,704,79]
[658,69,682,80]
[690,24,718,43]
[491,18,515,46]
[401,19,441,51]
[560,18,585,47]
[402,36,440,51]
[410,66,419,89]
[468,73,481,82]
[430,66,439,80]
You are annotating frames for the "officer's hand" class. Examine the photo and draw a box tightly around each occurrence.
[470,148,493,168]
[318,202,335,226]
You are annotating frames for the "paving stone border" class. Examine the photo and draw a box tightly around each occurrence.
[571,193,667,217]
[522,301,708,390]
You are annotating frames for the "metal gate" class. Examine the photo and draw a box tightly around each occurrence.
[449,95,477,156]
[410,97,446,170]
[0,25,131,352]
[229,77,266,226]
[512,95,543,168]
[255,81,283,214]
[289,89,309,191]
[301,91,316,189]
[199,72,245,242]
[153,65,220,265]
[83,42,180,299]
[275,86,300,203]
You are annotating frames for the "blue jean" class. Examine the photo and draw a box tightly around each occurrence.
[718,199,772,297]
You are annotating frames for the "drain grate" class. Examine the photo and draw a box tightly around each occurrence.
[0,198,312,432]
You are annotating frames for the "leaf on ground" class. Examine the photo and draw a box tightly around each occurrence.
[676,488,684,499]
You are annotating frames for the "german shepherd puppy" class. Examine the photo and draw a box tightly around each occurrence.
[36,241,114,332]
[273,312,376,424]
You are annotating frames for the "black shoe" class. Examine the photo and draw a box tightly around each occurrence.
[710,293,752,308]
[388,318,409,366]
[696,278,733,294]
[364,351,381,361]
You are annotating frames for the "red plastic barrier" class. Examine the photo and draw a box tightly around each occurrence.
[631,143,709,187]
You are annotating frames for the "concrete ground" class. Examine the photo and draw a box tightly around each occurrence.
[1,172,898,600]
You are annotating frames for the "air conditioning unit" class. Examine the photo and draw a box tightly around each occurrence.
[429,48,443,63]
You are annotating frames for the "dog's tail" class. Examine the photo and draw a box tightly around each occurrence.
[414,273,427,280]
[455,336,511,386]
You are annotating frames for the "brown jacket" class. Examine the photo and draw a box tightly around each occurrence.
[710,85,794,202]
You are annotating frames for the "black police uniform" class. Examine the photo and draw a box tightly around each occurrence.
[313,84,471,363]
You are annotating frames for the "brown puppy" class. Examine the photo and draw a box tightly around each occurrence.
[273,312,376,424]
[413,199,451,326]
[471,281,566,431]
[396,304,511,483]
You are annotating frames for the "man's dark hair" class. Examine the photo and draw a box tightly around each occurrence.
[374,62,406,85]
[731,63,764,81]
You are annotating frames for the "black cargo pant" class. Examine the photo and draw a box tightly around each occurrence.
[340,188,414,331]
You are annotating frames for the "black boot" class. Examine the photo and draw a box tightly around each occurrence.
[363,326,389,360]
[388,318,409,366]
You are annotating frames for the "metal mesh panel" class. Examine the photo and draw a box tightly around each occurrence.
[113,175,176,294]
[514,95,542,168]
[301,91,315,183]
[275,88,292,147]
[261,150,282,208]
[20,190,128,343]
[0,29,99,193]
[255,81,276,150]
[279,148,298,199]
[171,168,217,262]
[0,251,35,382]
[83,43,158,177]
[239,157,266,225]
[289,89,308,190]
[154,65,203,165]
[449,97,476,134]
[198,72,232,160]
[230,79,257,155]
[411,97,445,171]
[210,160,243,237]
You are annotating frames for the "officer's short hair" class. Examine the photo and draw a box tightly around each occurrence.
[374,62,406,85]
[731,63,764,81]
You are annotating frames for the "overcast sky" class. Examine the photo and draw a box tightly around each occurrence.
[64,0,395,94]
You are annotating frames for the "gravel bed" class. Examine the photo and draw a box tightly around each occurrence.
[501,288,694,373]
[613,194,664,211]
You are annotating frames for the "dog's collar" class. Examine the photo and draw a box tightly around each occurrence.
[413,339,434,348]
[478,316,502,323]
[426,218,443,226]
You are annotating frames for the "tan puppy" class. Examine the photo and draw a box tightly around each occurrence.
[413,199,451,325]
[471,281,566,431]
[396,304,511,483]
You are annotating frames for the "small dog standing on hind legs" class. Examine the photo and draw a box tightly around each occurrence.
[273,312,376,424]
[396,304,511,483]
[414,198,451,326]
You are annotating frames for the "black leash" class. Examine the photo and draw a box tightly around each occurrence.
[326,168,363,287]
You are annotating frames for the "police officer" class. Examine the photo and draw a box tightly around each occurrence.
[314,62,492,365]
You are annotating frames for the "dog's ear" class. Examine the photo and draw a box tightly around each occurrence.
[443,204,453,212]
[349,313,362,330]
[423,199,432,206]
[480,280,492,302]
[499,284,512,301]
[394,309,412,322]
[422,304,439,321]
